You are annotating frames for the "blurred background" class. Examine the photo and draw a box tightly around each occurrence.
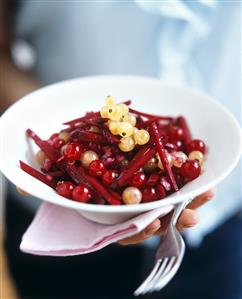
[0,1,241,299]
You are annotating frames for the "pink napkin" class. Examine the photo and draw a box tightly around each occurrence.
[20,203,169,256]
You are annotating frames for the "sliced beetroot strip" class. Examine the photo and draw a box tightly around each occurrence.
[117,144,156,187]
[46,170,65,177]
[70,129,108,144]
[155,124,170,139]
[61,162,103,202]
[26,129,59,162]
[64,101,131,126]
[121,142,155,172]
[109,189,122,202]
[135,116,145,128]
[102,129,120,144]
[177,116,192,144]
[63,112,101,126]
[129,108,172,121]
[59,127,73,133]
[77,166,122,205]
[147,172,160,186]
[123,100,132,106]
[19,160,56,188]
[71,128,120,145]
[150,122,178,192]
[125,142,153,170]
[84,117,107,126]
[62,163,92,188]
[62,162,121,205]
[60,162,100,198]
[71,117,107,130]
[136,117,167,129]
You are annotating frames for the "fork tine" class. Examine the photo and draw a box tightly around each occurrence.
[160,256,176,277]
[135,258,170,296]
[152,256,176,291]
[154,257,178,292]
[134,200,191,296]
[145,257,169,294]
[134,259,162,296]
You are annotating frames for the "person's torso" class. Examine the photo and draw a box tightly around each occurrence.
[15,1,161,84]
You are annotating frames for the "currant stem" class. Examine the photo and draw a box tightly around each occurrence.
[129,108,173,121]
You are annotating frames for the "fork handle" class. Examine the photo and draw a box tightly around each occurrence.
[171,198,194,226]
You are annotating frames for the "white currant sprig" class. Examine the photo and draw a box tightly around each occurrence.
[100,96,150,152]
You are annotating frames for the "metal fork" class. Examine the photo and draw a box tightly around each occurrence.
[134,198,193,296]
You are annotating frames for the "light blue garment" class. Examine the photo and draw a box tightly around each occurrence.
[15,0,241,245]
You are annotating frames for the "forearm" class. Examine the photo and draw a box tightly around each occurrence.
[0,53,40,113]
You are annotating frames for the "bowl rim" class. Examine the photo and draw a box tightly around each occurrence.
[0,75,241,213]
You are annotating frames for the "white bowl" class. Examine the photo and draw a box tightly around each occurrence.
[0,76,241,224]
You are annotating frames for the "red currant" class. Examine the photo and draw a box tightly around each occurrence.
[63,143,84,162]
[56,181,75,199]
[147,173,160,186]
[142,187,158,203]
[89,160,106,177]
[129,172,147,188]
[72,185,92,203]
[176,140,183,150]
[165,140,183,151]
[169,126,184,141]
[156,184,166,199]
[187,139,206,154]
[102,170,118,185]
[53,138,65,149]
[180,160,201,181]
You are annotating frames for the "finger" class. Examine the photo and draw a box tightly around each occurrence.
[176,209,199,231]
[156,208,199,235]
[188,188,216,209]
[117,219,161,246]
[16,187,30,196]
